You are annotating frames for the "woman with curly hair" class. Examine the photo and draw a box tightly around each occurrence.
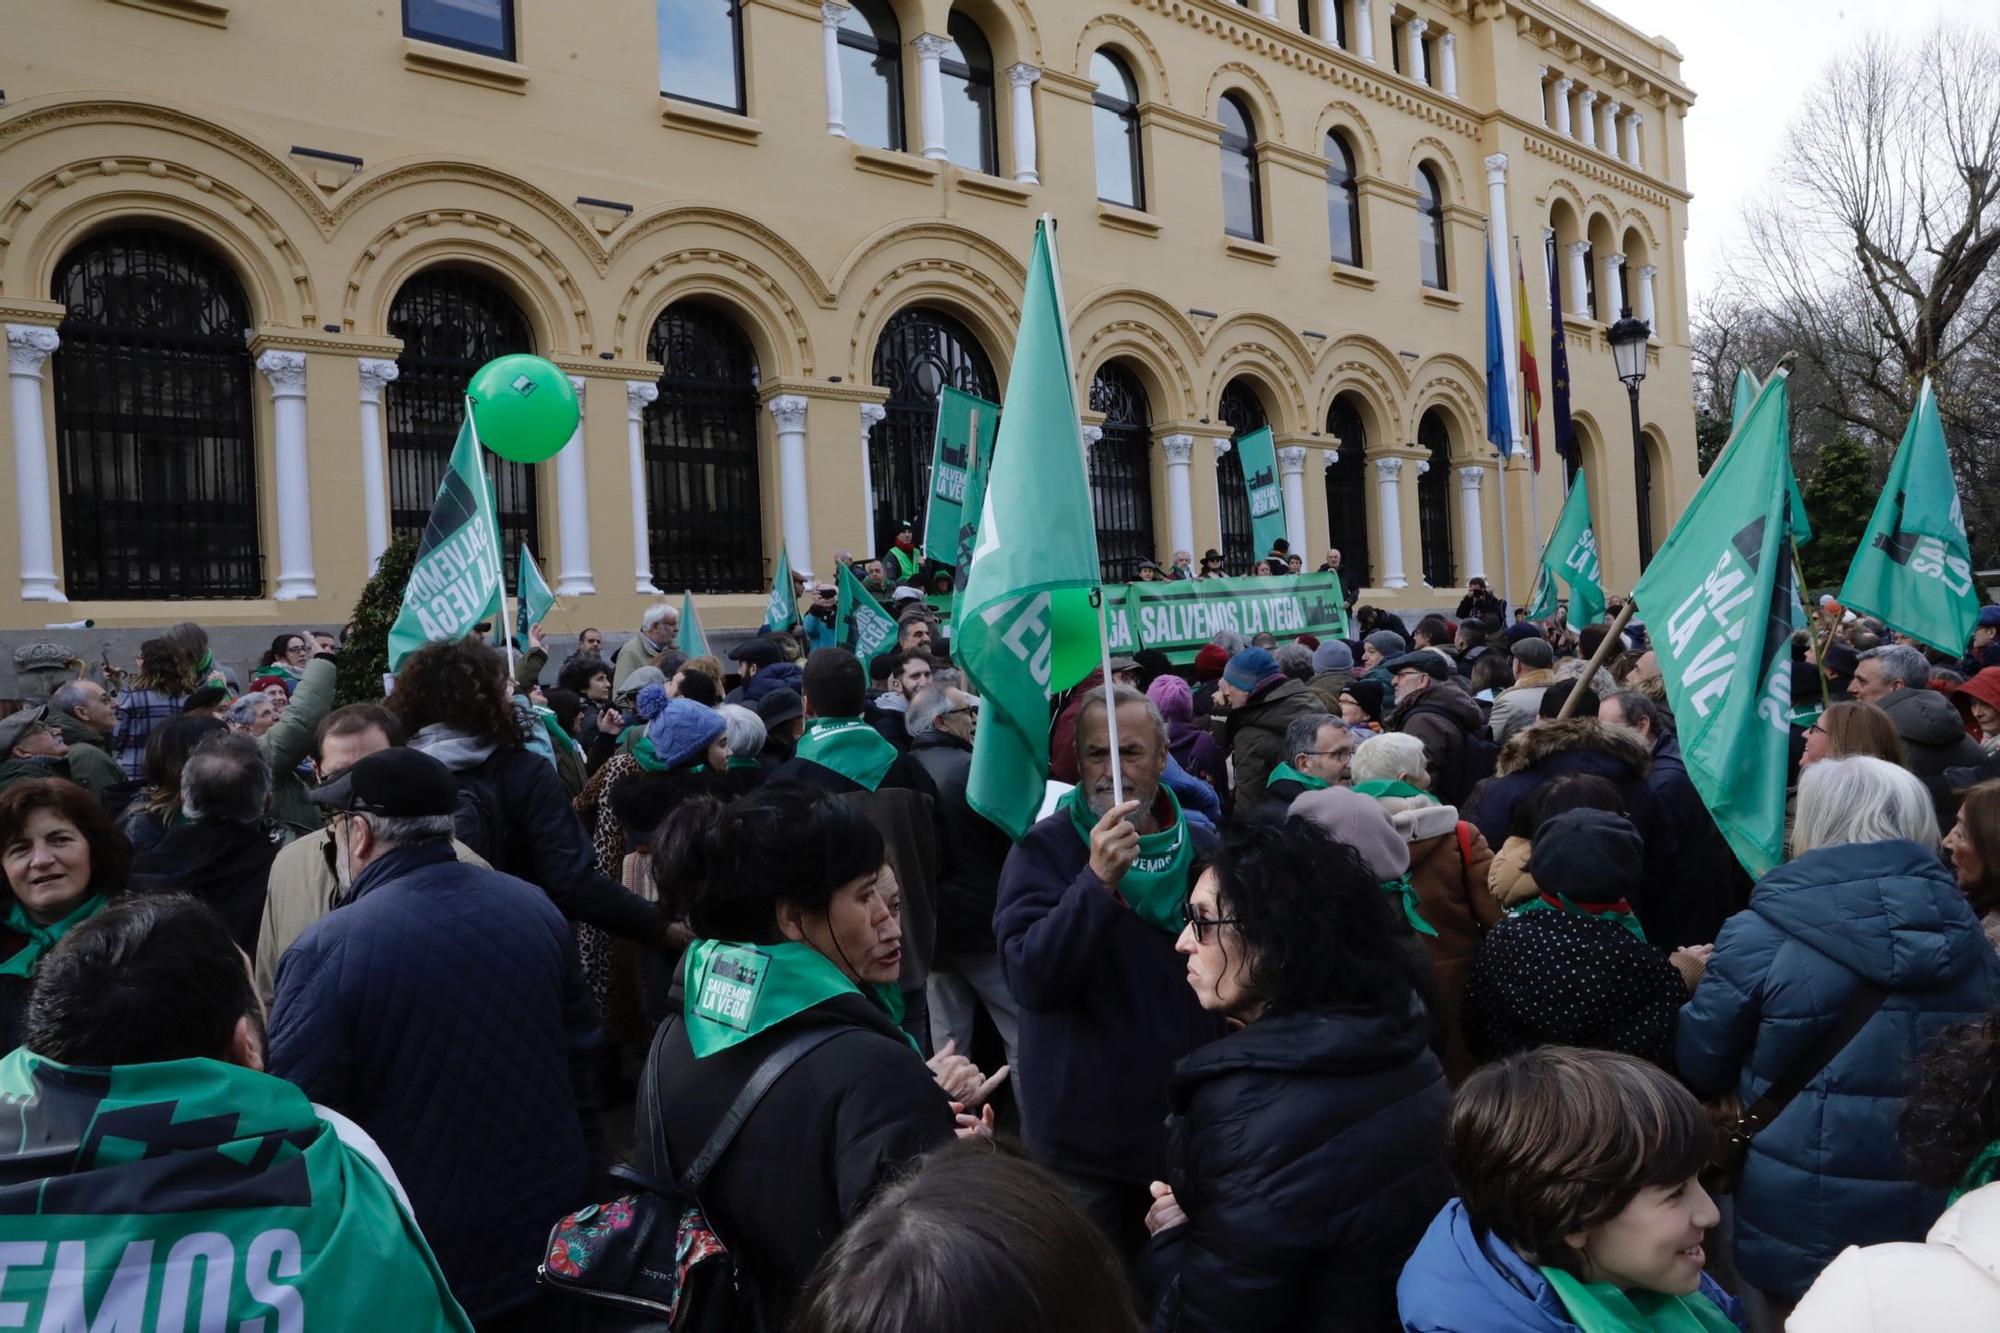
[1141,817,1451,1332]
[113,638,197,780]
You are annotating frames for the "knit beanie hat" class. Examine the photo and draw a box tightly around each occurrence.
[1340,678,1387,722]
[1193,644,1230,682]
[1290,787,1411,881]
[634,682,670,722]
[1312,640,1355,674]
[1529,808,1643,904]
[1223,647,1280,693]
[1147,672,1194,722]
[647,697,726,770]
[1364,630,1408,660]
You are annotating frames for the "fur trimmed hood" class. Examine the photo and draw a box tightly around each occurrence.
[1494,717,1652,780]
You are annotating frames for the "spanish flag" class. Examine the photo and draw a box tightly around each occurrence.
[1513,237,1543,472]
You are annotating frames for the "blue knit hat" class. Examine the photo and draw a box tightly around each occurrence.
[1223,647,1281,693]
[647,698,725,770]
[634,682,670,722]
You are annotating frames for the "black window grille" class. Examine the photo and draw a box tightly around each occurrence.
[1325,394,1372,588]
[644,302,764,592]
[1088,364,1156,583]
[386,270,540,590]
[868,308,998,554]
[1217,380,1265,573]
[51,228,263,599]
[1417,409,1456,586]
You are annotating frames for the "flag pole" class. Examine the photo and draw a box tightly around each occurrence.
[1495,454,1513,614]
[466,395,516,678]
[1095,590,1124,809]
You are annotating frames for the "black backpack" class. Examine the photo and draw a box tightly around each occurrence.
[451,771,511,875]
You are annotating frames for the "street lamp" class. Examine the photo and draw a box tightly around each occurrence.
[1607,307,1654,566]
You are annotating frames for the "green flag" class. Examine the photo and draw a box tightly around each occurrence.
[1633,372,1803,878]
[1233,426,1289,563]
[1838,379,1978,655]
[678,590,709,658]
[1729,366,1813,545]
[924,387,1000,567]
[762,546,798,633]
[957,218,1103,840]
[1526,472,1606,624]
[513,543,555,653]
[388,415,504,671]
[837,560,898,662]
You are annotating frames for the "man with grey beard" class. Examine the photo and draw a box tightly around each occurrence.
[992,686,1223,1268]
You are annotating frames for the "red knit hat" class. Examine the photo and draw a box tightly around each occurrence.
[1193,644,1230,681]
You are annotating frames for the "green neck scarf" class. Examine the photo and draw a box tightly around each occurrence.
[793,718,897,791]
[1381,872,1437,937]
[0,894,106,978]
[1267,762,1329,793]
[1353,779,1435,803]
[1060,785,1194,933]
[631,734,672,773]
[726,756,761,771]
[1951,1139,2000,1206]
[1540,1267,1737,1333]
[1517,892,1648,942]
[682,939,916,1059]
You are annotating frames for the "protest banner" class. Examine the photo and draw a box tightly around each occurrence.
[1099,574,1350,662]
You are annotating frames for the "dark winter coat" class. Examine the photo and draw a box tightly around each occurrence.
[1167,719,1228,801]
[1876,686,1985,823]
[1677,839,2000,1300]
[907,731,1013,954]
[1387,679,1487,807]
[993,804,1224,1185]
[723,661,803,710]
[862,695,912,751]
[1465,909,1688,1068]
[1146,1004,1452,1332]
[266,841,596,1321]
[632,989,955,1325]
[130,818,278,955]
[1225,678,1322,819]
[1644,731,1750,947]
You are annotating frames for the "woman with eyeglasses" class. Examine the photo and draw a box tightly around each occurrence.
[1800,701,1907,771]
[1141,818,1451,1333]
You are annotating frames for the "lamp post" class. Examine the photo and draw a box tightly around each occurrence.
[1607,307,1653,567]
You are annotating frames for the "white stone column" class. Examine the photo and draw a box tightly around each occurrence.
[256,350,315,601]
[1602,251,1626,320]
[1575,89,1598,148]
[1354,0,1374,60]
[1566,241,1591,317]
[626,381,661,594]
[860,403,887,555]
[1637,265,1659,333]
[1551,77,1573,137]
[821,3,849,137]
[554,375,594,596]
[1439,31,1458,97]
[1278,447,1310,556]
[1162,434,1196,559]
[6,325,64,602]
[1485,153,1521,455]
[356,357,398,575]
[769,394,813,571]
[912,34,950,161]
[1372,457,1407,589]
[1599,99,1619,154]
[1537,66,1551,125]
[1625,113,1645,169]
[1315,0,1339,45]
[1456,466,1487,582]
[1405,17,1428,82]
[1006,64,1040,184]
[1257,0,1278,17]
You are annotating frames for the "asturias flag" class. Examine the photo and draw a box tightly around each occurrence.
[388,414,504,671]
[1526,471,1605,625]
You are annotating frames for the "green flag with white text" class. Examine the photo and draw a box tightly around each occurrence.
[678,590,709,658]
[837,560,898,662]
[1233,426,1289,562]
[1838,378,1978,655]
[762,546,798,634]
[1730,366,1812,545]
[924,387,1000,567]
[957,218,1103,840]
[388,416,504,671]
[1526,472,1605,624]
[1633,372,1803,878]
[514,544,555,653]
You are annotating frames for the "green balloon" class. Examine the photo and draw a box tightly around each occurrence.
[466,355,580,464]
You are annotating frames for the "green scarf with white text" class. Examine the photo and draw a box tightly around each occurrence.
[1061,785,1194,934]
[793,718,898,791]
[682,939,915,1058]
[1540,1266,1736,1333]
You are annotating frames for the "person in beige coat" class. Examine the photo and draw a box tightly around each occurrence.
[611,603,679,693]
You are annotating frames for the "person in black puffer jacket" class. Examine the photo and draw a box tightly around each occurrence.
[1143,818,1451,1333]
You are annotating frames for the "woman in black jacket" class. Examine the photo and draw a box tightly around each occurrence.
[1144,818,1452,1333]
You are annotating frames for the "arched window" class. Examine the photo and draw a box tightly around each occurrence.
[658,0,744,113]
[51,228,261,599]
[387,270,540,589]
[940,11,997,174]
[1324,394,1372,588]
[869,308,999,552]
[1219,95,1262,242]
[837,0,903,151]
[1216,380,1266,572]
[1416,408,1455,586]
[1326,131,1362,266]
[1416,164,1447,289]
[1091,51,1143,210]
[1088,363,1157,582]
[644,302,764,592]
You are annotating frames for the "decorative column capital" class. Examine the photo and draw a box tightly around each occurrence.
[860,402,887,429]
[1638,264,1659,280]
[1277,446,1308,475]
[1456,465,1487,490]
[1006,62,1041,88]
[1318,449,1337,472]
[1415,460,1431,477]
[1603,252,1627,270]
[568,373,587,407]
[1407,16,1428,35]
[1440,30,1455,48]
[356,357,399,402]
[255,349,307,398]
[1483,152,1508,182]
[5,324,60,375]
[1080,423,1104,450]
[1630,111,1644,128]
[911,32,950,58]
[626,380,659,421]
[767,393,810,432]
[1577,87,1597,105]
[1566,240,1593,257]
[1543,225,1557,242]
[1373,457,1404,481]
[1211,439,1234,463]
[1161,433,1195,465]
[820,1,849,26]
[1537,64,1550,81]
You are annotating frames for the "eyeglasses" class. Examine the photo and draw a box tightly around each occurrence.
[1300,749,1352,759]
[1180,898,1239,944]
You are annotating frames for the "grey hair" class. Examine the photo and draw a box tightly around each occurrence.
[715,703,767,760]
[1075,684,1168,755]
[224,694,268,728]
[906,684,956,737]
[1859,644,1931,690]
[1209,631,1247,656]
[1553,656,1617,696]
[897,608,936,631]
[931,667,963,692]
[1283,712,1342,761]
[1274,643,1315,682]
[640,602,678,633]
[180,733,271,825]
[1351,732,1427,786]
[1793,755,1938,855]
[48,682,91,718]
[356,812,456,853]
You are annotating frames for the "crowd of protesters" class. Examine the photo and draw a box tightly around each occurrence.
[3,548,2000,1331]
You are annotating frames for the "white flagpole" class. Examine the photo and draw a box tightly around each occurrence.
[466,394,516,677]
[1496,454,1513,614]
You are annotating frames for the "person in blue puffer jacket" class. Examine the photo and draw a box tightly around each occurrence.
[1677,755,2000,1309]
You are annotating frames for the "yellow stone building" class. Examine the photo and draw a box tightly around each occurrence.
[0,0,1694,633]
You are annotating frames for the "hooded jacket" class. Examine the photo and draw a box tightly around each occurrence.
[1225,677,1322,818]
[1677,840,2000,1300]
[1877,686,1985,818]
[1145,1004,1452,1332]
[1386,679,1487,807]
[1789,1181,2000,1332]
[724,660,804,711]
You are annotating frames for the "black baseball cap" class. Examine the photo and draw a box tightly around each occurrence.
[308,747,458,817]
[729,637,785,667]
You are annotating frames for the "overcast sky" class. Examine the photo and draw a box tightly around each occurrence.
[1591,0,1952,299]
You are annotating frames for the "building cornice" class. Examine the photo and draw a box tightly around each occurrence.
[246,328,404,359]
[1503,1,1695,110]
[1494,113,1689,207]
